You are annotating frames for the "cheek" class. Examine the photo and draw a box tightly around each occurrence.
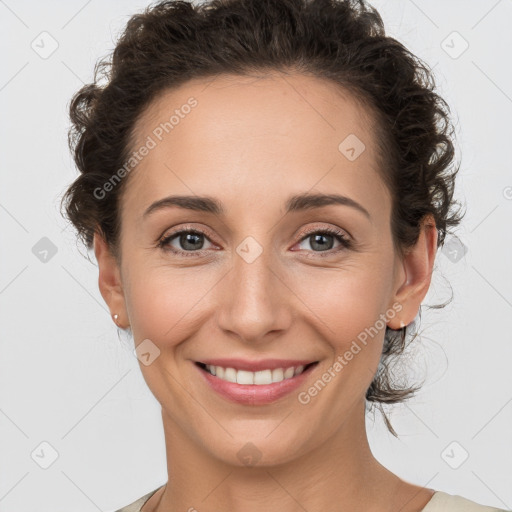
[123,264,220,342]
[286,271,389,439]
[292,265,390,354]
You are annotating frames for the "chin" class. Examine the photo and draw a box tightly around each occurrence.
[203,429,314,469]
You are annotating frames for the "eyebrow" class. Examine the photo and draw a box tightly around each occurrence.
[142,192,371,220]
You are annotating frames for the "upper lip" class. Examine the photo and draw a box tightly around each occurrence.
[196,358,318,372]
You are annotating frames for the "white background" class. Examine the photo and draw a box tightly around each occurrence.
[0,0,511,510]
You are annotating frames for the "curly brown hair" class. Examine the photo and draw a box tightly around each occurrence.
[60,0,465,436]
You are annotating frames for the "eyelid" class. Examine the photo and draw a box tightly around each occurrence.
[296,223,351,241]
[159,223,217,243]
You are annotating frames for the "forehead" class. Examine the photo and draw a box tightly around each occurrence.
[122,72,390,223]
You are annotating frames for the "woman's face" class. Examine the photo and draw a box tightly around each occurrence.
[96,72,434,467]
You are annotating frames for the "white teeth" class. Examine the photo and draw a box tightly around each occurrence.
[294,365,304,376]
[203,364,311,385]
[223,367,237,383]
[271,368,283,382]
[236,370,254,385]
[254,369,272,385]
[283,367,295,379]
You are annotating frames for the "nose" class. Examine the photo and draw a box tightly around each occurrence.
[216,241,293,344]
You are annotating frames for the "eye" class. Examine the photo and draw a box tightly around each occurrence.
[157,228,216,256]
[293,226,352,256]
[157,225,353,258]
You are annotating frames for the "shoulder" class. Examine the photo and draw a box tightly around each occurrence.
[114,485,165,512]
[422,491,509,512]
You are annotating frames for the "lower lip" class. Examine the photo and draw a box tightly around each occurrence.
[194,362,318,405]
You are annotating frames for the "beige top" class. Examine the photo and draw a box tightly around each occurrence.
[114,485,509,512]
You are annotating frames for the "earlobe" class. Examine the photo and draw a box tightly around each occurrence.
[93,231,129,327]
[388,215,438,330]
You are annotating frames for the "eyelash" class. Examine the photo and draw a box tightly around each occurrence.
[157,225,353,258]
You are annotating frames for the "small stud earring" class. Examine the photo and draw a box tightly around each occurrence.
[113,314,119,326]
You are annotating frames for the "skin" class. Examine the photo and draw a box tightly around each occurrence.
[94,72,438,512]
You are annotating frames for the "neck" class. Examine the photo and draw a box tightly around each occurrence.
[148,400,428,512]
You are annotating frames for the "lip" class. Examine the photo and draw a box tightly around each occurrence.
[196,358,317,372]
[194,360,319,405]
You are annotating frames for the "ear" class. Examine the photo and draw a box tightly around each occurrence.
[387,214,438,329]
[93,231,129,329]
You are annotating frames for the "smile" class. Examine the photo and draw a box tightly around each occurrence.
[196,362,317,385]
[194,360,320,405]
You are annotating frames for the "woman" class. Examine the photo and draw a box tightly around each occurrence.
[60,0,507,511]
